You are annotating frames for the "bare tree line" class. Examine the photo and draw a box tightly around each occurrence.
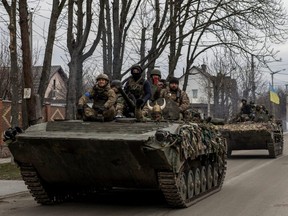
[0,0,287,125]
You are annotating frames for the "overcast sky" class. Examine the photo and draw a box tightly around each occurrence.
[2,1,288,87]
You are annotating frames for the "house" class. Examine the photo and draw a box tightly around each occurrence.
[178,64,213,117]
[178,64,238,119]
[0,65,68,103]
[32,65,68,104]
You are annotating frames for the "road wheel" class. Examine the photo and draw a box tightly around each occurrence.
[200,166,207,192]
[206,164,213,190]
[187,169,194,199]
[194,168,201,196]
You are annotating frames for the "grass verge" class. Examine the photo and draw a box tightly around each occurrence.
[0,163,22,180]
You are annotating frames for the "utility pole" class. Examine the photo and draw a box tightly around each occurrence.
[285,84,288,131]
[19,1,37,128]
[251,55,256,102]
[28,8,33,61]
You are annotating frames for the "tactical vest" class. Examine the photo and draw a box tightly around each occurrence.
[164,89,182,105]
[125,77,145,99]
[92,85,109,105]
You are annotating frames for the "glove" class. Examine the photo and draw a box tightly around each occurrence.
[136,98,144,108]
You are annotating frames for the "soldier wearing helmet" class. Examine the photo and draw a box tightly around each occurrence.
[123,64,152,116]
[77,73,116,121]
[142,68,165,118]
[110,80,126,118]
[150,68,163,101]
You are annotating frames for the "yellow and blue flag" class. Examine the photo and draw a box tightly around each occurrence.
[269,84,280,104]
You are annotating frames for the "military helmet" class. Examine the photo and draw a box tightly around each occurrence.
[110,80,122,88]
[96,73,109,82]
[150,69,161,78]
[130,64,143,74]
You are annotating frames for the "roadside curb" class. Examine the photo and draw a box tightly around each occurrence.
[0,191,29,200]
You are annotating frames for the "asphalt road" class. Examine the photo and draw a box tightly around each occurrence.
[0,136,287,216]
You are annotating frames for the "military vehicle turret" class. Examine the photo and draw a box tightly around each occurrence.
[6,115,226,208]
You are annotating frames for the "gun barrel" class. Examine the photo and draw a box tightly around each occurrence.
[118,87,135,110]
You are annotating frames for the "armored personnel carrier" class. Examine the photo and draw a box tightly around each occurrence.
[218,119,283,158]
[7,117,227,208]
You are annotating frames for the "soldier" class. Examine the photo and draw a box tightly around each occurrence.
[77,73,116,121]
[150,69,163,101]
[143,69,165,118]
[123,64,152,115]
[160,77,190,119]
[110,80,126,118]
[240,99,251,115]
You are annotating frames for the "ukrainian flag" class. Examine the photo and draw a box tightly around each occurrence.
[269,84,280,104]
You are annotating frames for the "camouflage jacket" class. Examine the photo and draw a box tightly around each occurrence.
[160,87,190,112]
[150,83,162,101]
[124,76,151,103]
[78,84,116,109]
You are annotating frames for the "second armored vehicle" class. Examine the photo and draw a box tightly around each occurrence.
[219,120,283,158]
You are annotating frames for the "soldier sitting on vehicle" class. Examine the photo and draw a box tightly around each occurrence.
[253,105,264,122]
[235,99,252,122]
[110,80,126,118]
[77,73,116,121]
[240,99,252,115]
[122,64,152,120]
[159,77,190,120]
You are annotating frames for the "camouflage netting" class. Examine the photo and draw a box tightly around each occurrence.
[217,121,280,132]
[177,123,226,165]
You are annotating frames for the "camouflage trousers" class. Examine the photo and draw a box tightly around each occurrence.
[84,106,116,121]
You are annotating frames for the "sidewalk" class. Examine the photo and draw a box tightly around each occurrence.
[0,157,28,198]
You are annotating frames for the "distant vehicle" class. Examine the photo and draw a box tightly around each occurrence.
[218,116,283,158]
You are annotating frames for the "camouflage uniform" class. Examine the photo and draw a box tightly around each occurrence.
[110,80,126,117]
[160,86,190,116]
[78,75,116,121]
[150,69,163,101]
[143,69,164,117]
[122,65,151,118]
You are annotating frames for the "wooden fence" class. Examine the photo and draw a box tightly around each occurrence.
[0,99,66,145]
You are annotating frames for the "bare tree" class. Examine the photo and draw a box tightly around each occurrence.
[38,0,66,106]
[181,0,288,91]
[2,0,19,127]
[19,0,39,128]
[101,0,142,79]
[65,0,105,119]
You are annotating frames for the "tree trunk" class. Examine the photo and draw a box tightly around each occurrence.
[38,0,66,106]
[66,56,79,120]
[19,0,37,128]
[3,0,19,127]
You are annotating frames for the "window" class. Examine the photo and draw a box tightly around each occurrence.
[192,89,198,99]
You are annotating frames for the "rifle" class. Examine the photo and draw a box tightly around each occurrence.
[111,79,136,111]
[118,87,136,111]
